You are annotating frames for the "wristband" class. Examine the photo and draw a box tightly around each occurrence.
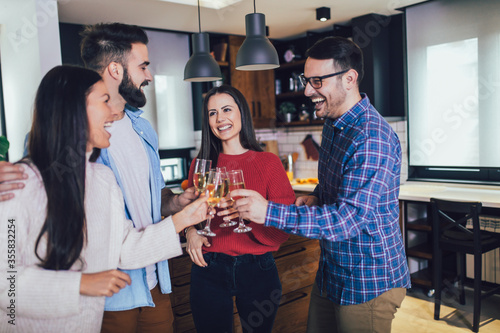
[184,226,194,236]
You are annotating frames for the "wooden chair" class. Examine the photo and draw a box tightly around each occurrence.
[431,198,500,332]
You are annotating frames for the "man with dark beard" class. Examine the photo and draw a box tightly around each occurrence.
[80,23,196,333]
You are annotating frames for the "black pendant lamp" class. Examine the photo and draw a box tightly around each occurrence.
[235,0,279,71]
[184,0,222,82]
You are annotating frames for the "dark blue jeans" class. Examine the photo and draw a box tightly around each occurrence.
[190,252,282,333]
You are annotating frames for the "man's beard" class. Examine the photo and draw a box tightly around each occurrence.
[119,67,148,108]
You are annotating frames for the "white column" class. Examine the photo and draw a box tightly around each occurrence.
[0,0,61,161]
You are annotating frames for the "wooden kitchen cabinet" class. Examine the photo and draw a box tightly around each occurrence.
[271,286,313,333]
[169,234,320,332]
[228,35,277,129]
[169,252,195,332]
[274,237,319,295]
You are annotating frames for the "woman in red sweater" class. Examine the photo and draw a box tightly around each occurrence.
[186,85,295,332]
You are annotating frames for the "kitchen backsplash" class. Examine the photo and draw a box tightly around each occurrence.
[193,120,408,184]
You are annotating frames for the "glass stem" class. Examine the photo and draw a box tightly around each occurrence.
[205,205,215,231]
[205,215,212,231]
[238,216,245,229]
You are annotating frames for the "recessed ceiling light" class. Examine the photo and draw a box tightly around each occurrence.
[158,0,242,10]
[316,7,331,22]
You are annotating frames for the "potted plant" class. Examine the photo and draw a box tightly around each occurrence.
[0,136,9,161]
[279,101,297,123]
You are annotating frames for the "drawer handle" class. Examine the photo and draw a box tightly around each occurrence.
[274,247,306,259]
[173,281,190,288]
[280,292,308,306]
[175,310,192,318]
[252,101,256,117]
[257,101,262,117]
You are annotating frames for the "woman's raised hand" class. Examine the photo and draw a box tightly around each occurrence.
[172,195,209,233]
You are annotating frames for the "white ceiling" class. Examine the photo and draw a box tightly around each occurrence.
[57,0,426,40]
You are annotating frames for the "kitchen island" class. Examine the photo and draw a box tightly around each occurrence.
[292,180,500,208]
[400,181,500,289]
[289,180,500,289]
[400,181,500,208]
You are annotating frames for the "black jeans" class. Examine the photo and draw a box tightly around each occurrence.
[190,252,282,333]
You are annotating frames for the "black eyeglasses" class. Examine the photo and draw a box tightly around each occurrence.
[298,70,349,89]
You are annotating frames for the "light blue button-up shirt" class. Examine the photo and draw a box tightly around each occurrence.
[97,105,172,311]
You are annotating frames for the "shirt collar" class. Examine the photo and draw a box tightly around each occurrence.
[326,93,370,131]
[124,104,144,118]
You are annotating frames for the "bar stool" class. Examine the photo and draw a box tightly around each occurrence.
[431,198,500,332]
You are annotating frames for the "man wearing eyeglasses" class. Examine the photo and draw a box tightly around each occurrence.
[230,36,411,333]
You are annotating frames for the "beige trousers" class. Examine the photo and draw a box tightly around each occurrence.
[306,282,406,333]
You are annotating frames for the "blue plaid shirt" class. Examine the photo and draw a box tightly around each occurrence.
[266,95,410,305]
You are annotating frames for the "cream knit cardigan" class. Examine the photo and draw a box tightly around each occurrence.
[0,160,182,332]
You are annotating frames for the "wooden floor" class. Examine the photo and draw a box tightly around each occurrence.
[393,287,500,332]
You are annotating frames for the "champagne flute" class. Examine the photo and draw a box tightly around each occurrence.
[227,170,252,233]
[218,167,237,228]
[193,159,211,193]
[197,169,225,237]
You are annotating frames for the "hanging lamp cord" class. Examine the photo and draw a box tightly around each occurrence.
[253,0,256,13]
[197,0,201,33]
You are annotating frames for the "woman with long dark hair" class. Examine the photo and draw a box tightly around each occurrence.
[185,85,295,332]
[0,65,207,332]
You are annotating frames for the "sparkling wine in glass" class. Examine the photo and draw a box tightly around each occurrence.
[218,167,237,228]
[193,159,211,193]
[197,169,225,237]
[227,170,252,233]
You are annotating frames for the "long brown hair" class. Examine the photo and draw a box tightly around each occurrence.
[28,65,101,270]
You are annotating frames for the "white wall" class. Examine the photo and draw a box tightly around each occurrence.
[0,0,61,161]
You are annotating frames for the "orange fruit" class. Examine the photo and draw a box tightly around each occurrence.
[181,179,189,191]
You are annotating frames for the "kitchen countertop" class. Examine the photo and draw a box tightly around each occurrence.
[290,181,500,208]
[291,183,317,193]
[399,181,500,208]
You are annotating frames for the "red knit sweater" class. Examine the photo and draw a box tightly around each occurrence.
[187,150,295,256]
